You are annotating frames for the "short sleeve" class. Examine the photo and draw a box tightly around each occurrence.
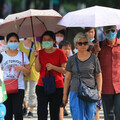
[65,57,72,72]
[23,52,30,65]
[95,56,101,74]
[59,50,67,65]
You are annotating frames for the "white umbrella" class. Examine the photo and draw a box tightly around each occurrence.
[58,5,120,27]
[0,9,65,38]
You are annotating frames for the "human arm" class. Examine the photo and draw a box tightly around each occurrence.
[46,62,67,74]
[34,49,41,72]
[96,73,102,100]
[46,50,67,73]
[63,71,72,105]
[14,52,30,76]
[92,41,101,56]
[14,64,30,76]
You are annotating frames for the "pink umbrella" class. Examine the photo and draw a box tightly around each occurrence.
[0,9,65,38]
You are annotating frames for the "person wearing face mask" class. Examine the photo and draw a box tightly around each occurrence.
[1,32,30,120]
[85,27,102,120]
[55,30,65,48]
[56,30,73,57]
[34,31,67,120]
[98,25,120,120]
[19,37,41,118]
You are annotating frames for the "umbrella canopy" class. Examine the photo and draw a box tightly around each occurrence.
[0,9,65,38]
[58,5,120,27]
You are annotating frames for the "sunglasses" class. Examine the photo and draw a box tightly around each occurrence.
[77,42,88,46]
[105,29,115,34]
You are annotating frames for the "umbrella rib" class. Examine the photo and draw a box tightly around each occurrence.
[35,16,47,30]
[19,18,26,28]
[17,18,26,35]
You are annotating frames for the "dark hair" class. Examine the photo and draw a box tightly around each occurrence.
[84,27,96,43]
[55,29,65,36]
[41,31,56,42]
[7,32,19,42]
[59,41,71,49]
[0,36,4,40]
[84,27,95,33]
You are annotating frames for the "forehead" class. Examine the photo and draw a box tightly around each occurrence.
[87,28,95,32]
[78,37,88,42]
[62,45,71,49]
[43,35,53,40]
[56,33,64,37]
[8,36,18,41]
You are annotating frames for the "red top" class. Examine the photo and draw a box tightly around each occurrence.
[37,48,67,88]
[99,38,120,94]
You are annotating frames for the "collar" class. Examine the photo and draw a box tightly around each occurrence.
[103,37,120,47]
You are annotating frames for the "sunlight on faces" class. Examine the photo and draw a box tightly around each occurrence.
[76,38,89,52]
[86,28,95,39]
[61,45,71,57]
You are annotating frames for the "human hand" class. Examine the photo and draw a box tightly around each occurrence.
[63,94,68,105]
[14,66,24,72]
[46,63,54,71]
[33,49,39,57]
[98,91,101,100]
[94,41,101,52]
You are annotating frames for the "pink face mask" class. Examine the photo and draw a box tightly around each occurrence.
[56,37,64,43]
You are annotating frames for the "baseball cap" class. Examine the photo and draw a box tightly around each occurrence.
[103,25,116,32]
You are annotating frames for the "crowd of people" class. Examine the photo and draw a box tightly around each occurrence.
[0,24,120,120]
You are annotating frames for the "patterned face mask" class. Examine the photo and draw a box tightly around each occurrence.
[42,41,53,49]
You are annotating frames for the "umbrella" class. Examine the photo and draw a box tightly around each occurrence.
[0,9,65,38]
[58,5,120,27]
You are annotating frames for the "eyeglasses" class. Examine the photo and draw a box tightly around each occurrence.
[105,29,115,34]
[77,42,88,46]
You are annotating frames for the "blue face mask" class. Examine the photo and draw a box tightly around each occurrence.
[7,42,19,50]
[105,31,116,41]
[90,38,95,42]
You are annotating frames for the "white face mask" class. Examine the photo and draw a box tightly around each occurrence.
[56,37,64,43]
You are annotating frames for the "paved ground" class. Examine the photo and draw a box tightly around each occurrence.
[24,101,104,120]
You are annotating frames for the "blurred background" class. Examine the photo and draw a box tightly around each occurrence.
[0,0,120,19]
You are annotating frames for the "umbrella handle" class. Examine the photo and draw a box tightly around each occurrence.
[30,17,36,50]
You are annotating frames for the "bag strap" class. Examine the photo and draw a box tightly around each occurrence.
[44,68,52,78]
[28,42,34,60]
[16,52,24,79]
[75,55,81,84]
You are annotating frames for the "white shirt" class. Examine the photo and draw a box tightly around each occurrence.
[1,51,29,89]
[0,41,8,53]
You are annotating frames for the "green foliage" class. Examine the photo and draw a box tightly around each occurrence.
[80,0,118,8]
[4,0,120,14]
[63,2,77,12]
[11,0,21,12]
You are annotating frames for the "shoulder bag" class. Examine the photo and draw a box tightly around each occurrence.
[4,52,24,94]
[42,69,56,95]
[75,55,99,102]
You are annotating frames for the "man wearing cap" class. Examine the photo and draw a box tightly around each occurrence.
[98,25,120,120]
